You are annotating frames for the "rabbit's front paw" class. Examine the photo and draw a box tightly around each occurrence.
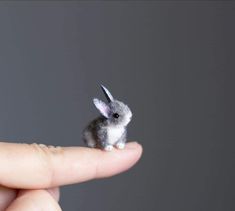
[116,142,125,149]
[104,145,114,151]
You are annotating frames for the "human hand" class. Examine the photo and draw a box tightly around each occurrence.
[0,141,142,210]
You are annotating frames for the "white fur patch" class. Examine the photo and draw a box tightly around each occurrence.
[106,126,125,145]
[116,142,125,149]
[104,145,114,151]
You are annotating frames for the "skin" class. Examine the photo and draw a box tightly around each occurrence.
[0,141,142,210]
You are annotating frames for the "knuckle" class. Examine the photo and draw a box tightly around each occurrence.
[28,143,64,186]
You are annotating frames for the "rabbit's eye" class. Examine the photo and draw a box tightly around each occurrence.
[113,113,119,119]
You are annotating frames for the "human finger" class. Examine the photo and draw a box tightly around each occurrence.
[0,186,17,211]
[5,189,61,211]
[46,187,60,202]
[0,141,142,189]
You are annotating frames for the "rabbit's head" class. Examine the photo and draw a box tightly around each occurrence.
[93,85,132,127]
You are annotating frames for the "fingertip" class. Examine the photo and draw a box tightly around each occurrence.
[93,142,143,179]
[124,142,143,162]
[125,141,143,165]
[125,141,143,153]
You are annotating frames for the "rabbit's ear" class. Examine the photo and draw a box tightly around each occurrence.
[101,85,114,102]
[93,98,110,118]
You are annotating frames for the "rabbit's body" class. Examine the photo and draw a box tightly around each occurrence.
[83,116,126,149]
[83,85,132,151]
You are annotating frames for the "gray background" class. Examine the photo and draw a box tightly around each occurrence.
[0,1,234,211]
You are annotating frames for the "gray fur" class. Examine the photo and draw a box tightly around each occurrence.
[83,85,132,151]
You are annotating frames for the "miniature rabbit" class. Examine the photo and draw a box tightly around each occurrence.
[83,85,132,151]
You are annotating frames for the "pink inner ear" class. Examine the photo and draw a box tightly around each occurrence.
[93,99,110,118]
[100,106,110,117]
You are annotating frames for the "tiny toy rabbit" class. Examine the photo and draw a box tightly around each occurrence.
[83,85,132,151]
